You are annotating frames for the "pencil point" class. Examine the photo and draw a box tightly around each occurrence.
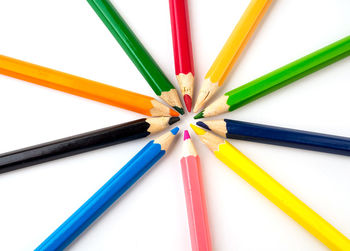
[169,117,180,125]
[171,127,180,135]
[194,111,204,119]
[169,109,180,117]
[190,124,207,135]
[183,95,192,112]
[196,121,211,131]
[183,130,191,140]
[173,106,185,115]
[193,79,219,112]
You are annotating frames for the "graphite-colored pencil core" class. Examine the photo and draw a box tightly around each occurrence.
[169,116,181,125]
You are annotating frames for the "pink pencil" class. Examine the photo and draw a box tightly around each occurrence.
[181,130,212,251]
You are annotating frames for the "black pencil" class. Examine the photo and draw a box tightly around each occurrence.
[197,119,350,156]
[0,116,180,174]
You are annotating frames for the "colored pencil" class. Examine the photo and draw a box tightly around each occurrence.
[190,124,350,250]
[181,130,212,251]
[193,0,272,112]
[0,55,179,117]
[35,127,180,250]
[0,117,180,174]
[197,119,350,156]
[169,0,194,112]
[194,35,350,119]
[87,0,184,114]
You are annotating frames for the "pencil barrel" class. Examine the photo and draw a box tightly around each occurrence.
[181,155,212,251]
[215,142,350,250]
[0,55,164,116]
[205,0,271,85]
[88,0,175,95]
[225,36,350,111]
[169,0,194,75]
[36,141,165,250]
[224,119,350,156]
[0,119,150,173]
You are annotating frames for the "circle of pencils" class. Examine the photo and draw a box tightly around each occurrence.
[1,1,350,250]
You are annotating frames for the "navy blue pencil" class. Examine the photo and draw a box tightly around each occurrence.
[36,127,179,251]
[197,120,350,156]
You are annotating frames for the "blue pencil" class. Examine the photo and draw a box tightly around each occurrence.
[36,127,179,250]
[197,120,350,156]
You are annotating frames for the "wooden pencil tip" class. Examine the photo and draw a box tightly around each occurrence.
[176,73,194,112]
[160,89,184,115]
[193,79,219,112]
[183,94,192,112]
[155,127,180,151]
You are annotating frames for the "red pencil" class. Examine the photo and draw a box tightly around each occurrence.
[169,0,195,112]
[181,130,212,251]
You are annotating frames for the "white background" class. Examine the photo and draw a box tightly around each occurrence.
[0,0,350,250]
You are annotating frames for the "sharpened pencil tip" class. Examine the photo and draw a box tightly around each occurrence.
[194,111,204,119]
[183,95,192,112]
[171,127,180,135]
[190,124,207,135]
[183,130,191,140]
[169,108,180,117]
[173,106,185,115]
[196,121,211,130]
[169,117,180,125]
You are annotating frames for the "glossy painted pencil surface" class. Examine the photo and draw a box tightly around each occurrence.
[181,130,212,251]
[191,124,350,250]
[193,0,272,112]
[169,0,194,112]
[197,119,350,156]
[35,127,179,251]
[0,55,179,117]
[0,117,180,174]
[88,0,184,114]
[194,35,350,119]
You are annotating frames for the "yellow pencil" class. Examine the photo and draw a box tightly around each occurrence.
[190,124,350,250]
[193,0,272,112]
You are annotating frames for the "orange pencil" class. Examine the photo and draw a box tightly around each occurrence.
[0,55,179,117]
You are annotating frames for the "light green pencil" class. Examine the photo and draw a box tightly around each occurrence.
[194,35,350,119]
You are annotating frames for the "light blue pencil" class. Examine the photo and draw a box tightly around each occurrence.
[36,127,179,250]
